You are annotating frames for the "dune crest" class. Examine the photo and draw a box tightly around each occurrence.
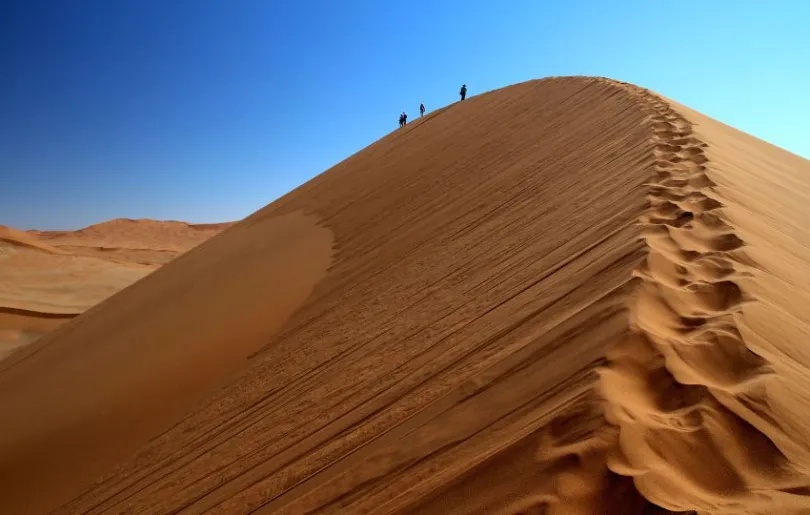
[0,225,66,254]
[600,83,810,514]
[36,218,235,253]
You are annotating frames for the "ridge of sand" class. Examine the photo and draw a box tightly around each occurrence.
[600,84,810,514]
[0,220,233,358]
[0,225,66,254]
[35,218,237,253]
[0,210,333,514]
[7,77,661,515]
[2,76,810,514]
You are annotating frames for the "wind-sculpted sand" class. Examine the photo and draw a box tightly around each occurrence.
[0,212,332,513]
[0,220,232,357]
[33,218,233,256]
[1,76,808,514]
[601,84,810,514]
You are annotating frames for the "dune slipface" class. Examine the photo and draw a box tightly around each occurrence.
[0,220,233,358]
[0,212,332,514]
[1,77,809,514]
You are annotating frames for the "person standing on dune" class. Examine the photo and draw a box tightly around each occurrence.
[460,84,467,101]
[420,103,425,117]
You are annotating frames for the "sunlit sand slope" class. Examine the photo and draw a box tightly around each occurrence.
[0,220,233,359]
[1,76,809,515]
[35,219,235,254]
[601,84,810,515]
[11,77,654,515]
[0,212,333,514]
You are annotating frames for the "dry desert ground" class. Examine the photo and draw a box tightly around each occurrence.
[2,76,810,514]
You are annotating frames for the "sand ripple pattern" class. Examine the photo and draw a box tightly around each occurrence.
[600,83,810,514]
[39,78,662,515]
[5,77,810,515]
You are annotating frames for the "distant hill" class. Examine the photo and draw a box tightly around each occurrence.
[0,218,234,360]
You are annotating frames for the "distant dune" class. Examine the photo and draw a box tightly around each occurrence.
[1,76,810,514]
[35,218,236,253]
[0,225,66,254]
[0,220,233,359]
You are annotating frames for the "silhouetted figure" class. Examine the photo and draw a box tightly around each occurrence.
[460,84,467,101]
[402,111,408,125]
[420,103,425,117]
[398,112,405,127]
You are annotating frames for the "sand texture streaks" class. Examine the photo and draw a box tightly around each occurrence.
[601,82,810,514]
[0,219,232,357]
[1,76,810,514]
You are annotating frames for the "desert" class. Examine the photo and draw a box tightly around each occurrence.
[2,76,810,514]
[0,220,232,359]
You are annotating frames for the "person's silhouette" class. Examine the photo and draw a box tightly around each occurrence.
[460,84,467,101]
[420,103,425,117]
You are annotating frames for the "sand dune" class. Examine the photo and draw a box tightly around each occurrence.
[1,76,809,514]
[0,225,66,254]
[601,85,810,514]
[35,218,235,251]
[34,218,236,263]
[0,220,232,359]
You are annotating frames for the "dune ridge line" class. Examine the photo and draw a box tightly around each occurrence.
[0,307,78,320]
[599,80,808,514]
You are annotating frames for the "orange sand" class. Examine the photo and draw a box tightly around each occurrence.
[35,219,235,254]
[0,220,232,357]
[1,77,809,514]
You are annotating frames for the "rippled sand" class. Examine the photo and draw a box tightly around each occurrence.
[1,77,809,514]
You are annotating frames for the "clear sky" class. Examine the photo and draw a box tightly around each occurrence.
[3,1,809,229]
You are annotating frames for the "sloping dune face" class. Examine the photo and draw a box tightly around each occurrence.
[35,219,236,265]
[0,220,233,359]
[0,212,333,514]
[0,77,659,515]
[0,225,66,254]
[36,219,235,253]
[0,245,151,315]
[2,76,809,514]
[601,86,810,514]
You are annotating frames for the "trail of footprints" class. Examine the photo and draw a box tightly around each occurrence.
[524,80,770,513]
[595,78,767,412]
[629,90,765,390]
[593,79,796,513]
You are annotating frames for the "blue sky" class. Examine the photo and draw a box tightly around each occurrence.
[2,1,809,229]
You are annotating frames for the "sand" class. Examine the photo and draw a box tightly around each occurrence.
[0,220,232,358]
[0,76,808,514]
[34,219,236,255]
[601,87,810,514]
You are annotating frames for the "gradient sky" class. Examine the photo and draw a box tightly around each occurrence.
[3,1,809,229]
